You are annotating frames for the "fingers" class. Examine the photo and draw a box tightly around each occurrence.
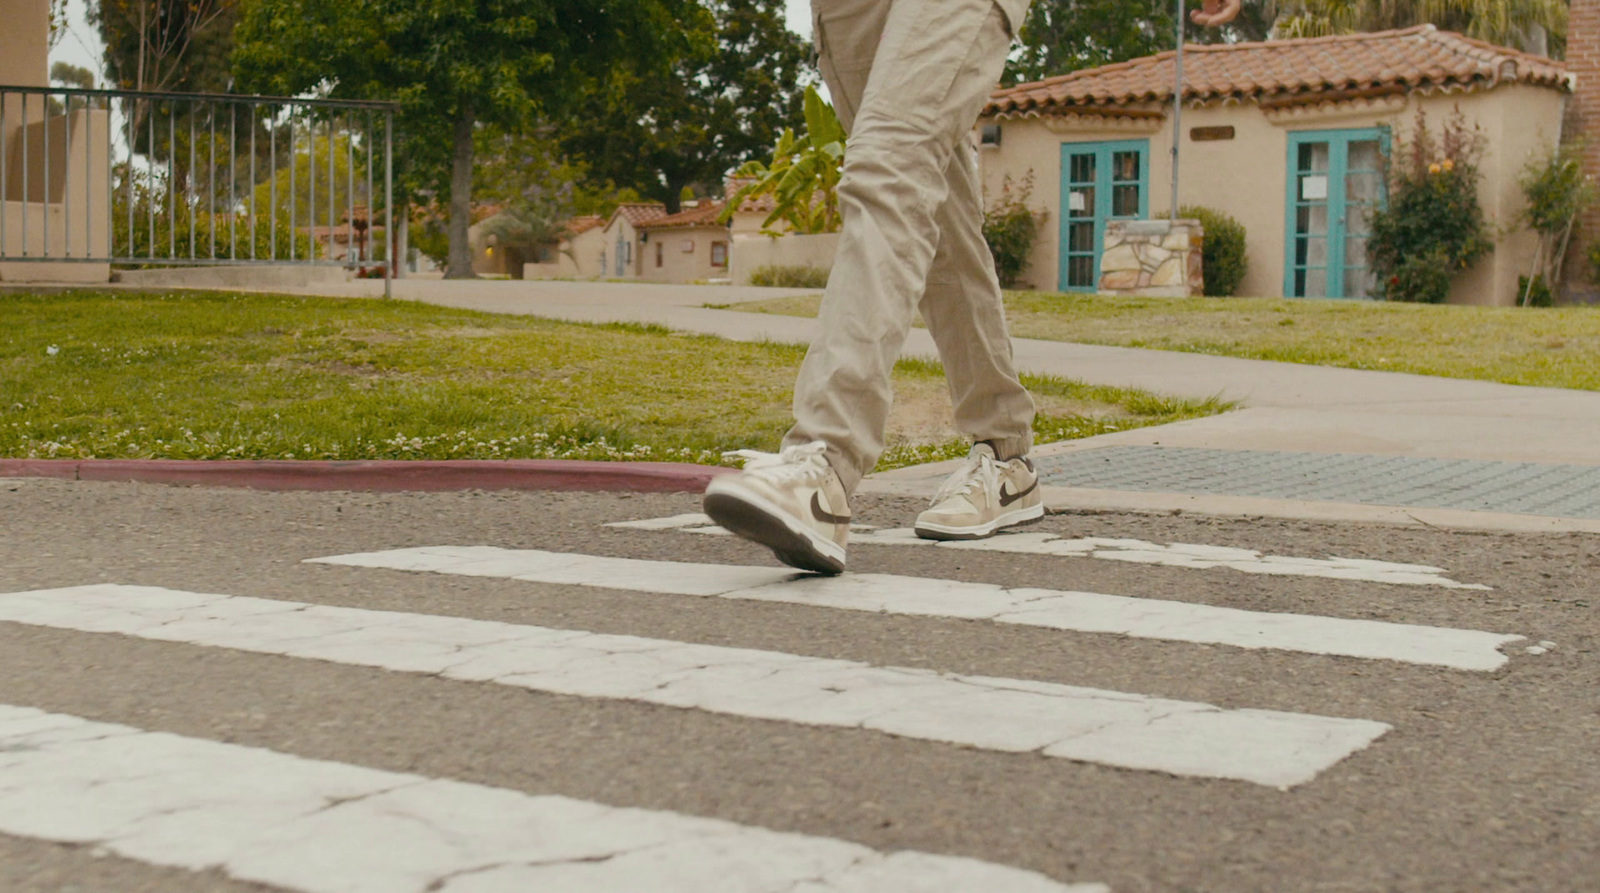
[1189,0,1242,27]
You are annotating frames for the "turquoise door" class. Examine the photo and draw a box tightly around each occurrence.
[1059,140,1149,291]
[1284,128,1388,298]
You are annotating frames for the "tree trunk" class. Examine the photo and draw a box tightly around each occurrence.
[445,105,476,279]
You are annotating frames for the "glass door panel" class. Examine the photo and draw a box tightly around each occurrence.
[1285,129,1388,299]
[1059,140,1148,292]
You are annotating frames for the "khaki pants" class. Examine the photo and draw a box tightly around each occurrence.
[784,0,1036,494]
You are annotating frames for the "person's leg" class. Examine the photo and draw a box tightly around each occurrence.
[783,0,1017,494]
[918,141,1035,462]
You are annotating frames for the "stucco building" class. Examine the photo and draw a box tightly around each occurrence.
[978,26,1572,304]
[635,202,732,283]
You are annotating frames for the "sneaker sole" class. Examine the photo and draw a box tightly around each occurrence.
[703,484,846,576]
[913,502,1046,541]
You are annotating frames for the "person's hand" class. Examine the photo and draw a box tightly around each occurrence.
[1190,0,1242,27]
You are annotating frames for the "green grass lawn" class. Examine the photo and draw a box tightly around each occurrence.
[0,289,1227,469]
[726,292,1600,391]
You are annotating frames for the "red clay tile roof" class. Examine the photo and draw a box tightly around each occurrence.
[606,202,669,229]
[724,178,777,215]
[561,215,604,238]
[636,201,728,230]
[985,25,1569,118]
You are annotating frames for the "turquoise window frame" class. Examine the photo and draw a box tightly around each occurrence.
[1058,139,1150,292]
[1283,127,1390,299]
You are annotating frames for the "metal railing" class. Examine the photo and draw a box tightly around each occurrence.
[0,86,396,296]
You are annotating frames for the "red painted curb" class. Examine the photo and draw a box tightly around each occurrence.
[0,458,734,493]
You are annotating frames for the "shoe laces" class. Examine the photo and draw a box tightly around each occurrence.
[722,441,833,485]
[933,448,1001,505]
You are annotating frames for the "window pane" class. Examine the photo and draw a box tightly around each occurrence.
[1069,221,1094,252]
[1346,266,1374,299]
[1298,142,1329,173]
[1346,171,1382,204]
[1068,254,1095,287]
[1112,151,1140,182]
[1304,237,1327,266]
[1070,153,1096,183]
[1296,204,1328,236]
[1070,186,1095,218]
[1302,268,1327,297]
[1112,184,1140,217]
[1344,236,1368,268]
[1347,139,1382,171]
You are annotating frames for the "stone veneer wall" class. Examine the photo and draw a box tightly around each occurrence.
[1097,219,1203,297]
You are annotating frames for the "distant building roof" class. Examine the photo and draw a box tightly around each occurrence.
[562,215,605,238]
[725,178,777,215]
[637,201,728,230]
[985,25,1570,119]
[605,202,669,230]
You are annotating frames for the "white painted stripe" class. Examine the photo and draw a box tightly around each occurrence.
[0,704,1099,893]
[309,546,1522,671]
[606,514,1491,590]
[0,585,1389,788]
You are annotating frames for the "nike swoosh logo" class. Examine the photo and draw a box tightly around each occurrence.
[999,479,1037,507]
[810,492,851,526]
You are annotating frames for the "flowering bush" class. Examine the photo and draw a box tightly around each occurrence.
[1369,108,1491,303]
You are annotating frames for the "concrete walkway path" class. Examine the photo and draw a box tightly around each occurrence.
[205,277,1600,532]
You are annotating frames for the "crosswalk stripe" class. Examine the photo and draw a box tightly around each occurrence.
[0,585,1390,788]
[606,514,1491,590]
[307,546,1523,671]
[0,704,1100,893]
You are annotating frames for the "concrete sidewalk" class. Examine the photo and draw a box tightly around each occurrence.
[179,277,1600,533]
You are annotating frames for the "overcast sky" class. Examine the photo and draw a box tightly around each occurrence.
[51,0,815,88]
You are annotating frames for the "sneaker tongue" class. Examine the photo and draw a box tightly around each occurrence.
[970,442,998,460]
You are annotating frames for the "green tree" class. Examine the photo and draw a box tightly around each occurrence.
[233,0,694,278]
[89,0,238,93]
[1005,0,1260,86]
[1263,0,1566,55]
[564,0,811,213]
[722,86,844,235]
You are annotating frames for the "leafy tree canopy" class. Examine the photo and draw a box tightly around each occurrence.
[233,0,698,276]
[1006,0,1564,87]
[563,0,811,213]
[1266,0,1566,55]
[90,0,239,93]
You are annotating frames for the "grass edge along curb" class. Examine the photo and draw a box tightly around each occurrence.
[0,458,734,493]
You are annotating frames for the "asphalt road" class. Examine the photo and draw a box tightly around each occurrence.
[1,478,1596,893]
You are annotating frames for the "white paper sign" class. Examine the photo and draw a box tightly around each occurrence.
[1069,191,1087,212]
[1301,175,1329,201]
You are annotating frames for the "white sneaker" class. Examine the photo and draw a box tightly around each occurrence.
[703,441,850,575]
[914,443,1044,540]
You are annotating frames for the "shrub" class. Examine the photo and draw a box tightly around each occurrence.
[749,263,830,288]
[1175,205,1247,296]
[1517,274,1554,308]
[1369,107,1491,303]
[983,171,1047,288]
[1519,141,1596,305]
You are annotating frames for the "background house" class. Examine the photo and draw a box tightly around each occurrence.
[518,215,606,279]
[635,202,732,283]
[597,202,668,279]
[977,26,1571,304]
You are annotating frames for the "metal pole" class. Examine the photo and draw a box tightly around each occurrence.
[1170,0,1183,221]
[1,92,8,259]
[189,101,196,258]
[250,102,258,258]
[289,109,296,261]
[384,110,393,299]
[270,103,277,261]
[22,93,30,255]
